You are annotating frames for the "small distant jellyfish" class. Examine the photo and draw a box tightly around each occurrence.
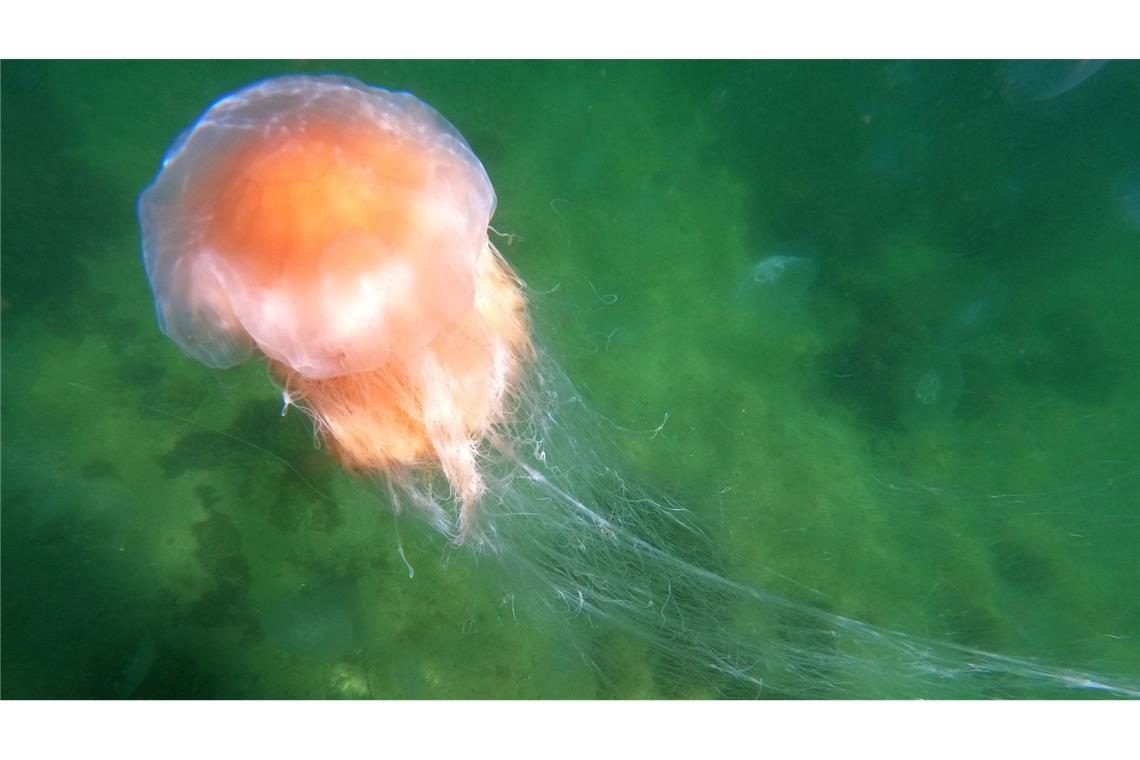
[999,60,1107,102]
[940,273,1009,348]
[848,61,937,181]
[262,586,356,660]
[736,252,819,311]
[914,369,943,405]
[898,343,963,432]
[848,60,925,125]
[860,126,931,179]
[116,636,157,698]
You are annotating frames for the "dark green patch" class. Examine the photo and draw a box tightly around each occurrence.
[258,473,341,534]
[117,354,167,389]
[988,540,1056,594]
[936,599,1003,651]
[81,457,119,481]
[295,550,364,590]
[953,354,1001,423]
[156,398,336,524]
[0,63,125,332]
[158,430,235,477]
[1015,310,1123,405]
[195,483,219,510]
[817,326,913,432]
[185,506,261,643]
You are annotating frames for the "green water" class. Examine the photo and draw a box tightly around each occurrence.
[2,60,1138,699]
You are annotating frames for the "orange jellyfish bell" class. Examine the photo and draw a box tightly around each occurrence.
[140,75,532,539]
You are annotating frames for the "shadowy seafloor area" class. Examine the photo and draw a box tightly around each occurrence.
[2,60,1138,698]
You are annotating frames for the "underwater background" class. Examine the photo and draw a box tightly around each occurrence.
[2,60,1138,699]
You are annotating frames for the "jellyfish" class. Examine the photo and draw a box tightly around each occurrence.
[735,252,818,312]
[848,61,936,180]
[898,343,964,432]
[262,586,356,660]
[114,635,158,698]
[139,75,529,541]
[999,60,1107,102]
[858,125,931,179]
[139,76,1140,698]
[939,272,1009,348]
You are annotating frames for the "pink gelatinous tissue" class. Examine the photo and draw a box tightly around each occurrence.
[140,76,532,539]
[141,75,499,378]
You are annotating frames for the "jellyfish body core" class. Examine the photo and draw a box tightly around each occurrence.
[140,76,531,538]
[140,75,1139,698]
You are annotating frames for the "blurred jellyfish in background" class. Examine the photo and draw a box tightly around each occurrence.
[939,272,1010,349]
[114,635,158,699]
[895,272,1007,432]
[849,60,924,125]
[999,60,1108,103]
[736,250,819,311]
[897,343,964,432]
[261,585,356,661]
[735,246,821,344]
[861,128,931,179]
[848,61,941,181]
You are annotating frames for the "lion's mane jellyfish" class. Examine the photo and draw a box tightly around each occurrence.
[140,76,1140,698]
[139,76,531,539]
